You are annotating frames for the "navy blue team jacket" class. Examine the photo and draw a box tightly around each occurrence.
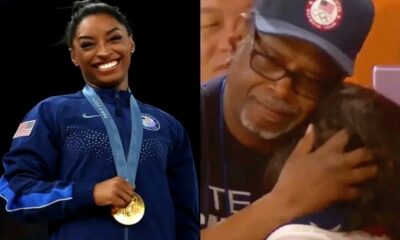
[0,88,199,240]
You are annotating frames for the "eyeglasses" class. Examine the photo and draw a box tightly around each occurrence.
[249,32,337,101]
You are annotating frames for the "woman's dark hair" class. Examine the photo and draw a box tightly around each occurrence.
[263,83,400,238]
[65,0,132,47]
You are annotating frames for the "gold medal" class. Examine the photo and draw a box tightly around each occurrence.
[112,192,145,225]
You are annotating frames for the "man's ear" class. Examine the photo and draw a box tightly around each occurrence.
[69,48,79,67]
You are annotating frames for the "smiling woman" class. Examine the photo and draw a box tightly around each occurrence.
[66,7,135,90]
[0,1,199,240]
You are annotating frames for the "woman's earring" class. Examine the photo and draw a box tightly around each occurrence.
[131,46,135,54]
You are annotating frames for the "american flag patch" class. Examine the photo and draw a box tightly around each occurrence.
[318,0,335,14]
[13,120,36,139]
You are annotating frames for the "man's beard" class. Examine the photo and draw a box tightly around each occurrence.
[240,110,298,140]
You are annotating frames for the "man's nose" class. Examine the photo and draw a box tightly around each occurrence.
[218,22,246,53]
[268,76,294,100]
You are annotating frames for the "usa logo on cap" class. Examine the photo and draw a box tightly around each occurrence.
[306,0,343,31]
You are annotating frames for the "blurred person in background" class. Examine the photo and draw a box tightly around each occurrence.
[201,0,253,83]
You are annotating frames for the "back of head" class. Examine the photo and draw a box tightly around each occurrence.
[312,83,400,237]
[252,0,374,76]
[65,0,132,47]
[265,83,400,237]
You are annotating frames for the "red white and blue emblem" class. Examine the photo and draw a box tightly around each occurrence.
[306,0,343,31]
[141,114,160,131]
[13,120,36,138]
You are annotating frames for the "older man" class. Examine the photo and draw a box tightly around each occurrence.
[201,0,377,239]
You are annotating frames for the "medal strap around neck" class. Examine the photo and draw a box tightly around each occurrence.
[83,85,143,185]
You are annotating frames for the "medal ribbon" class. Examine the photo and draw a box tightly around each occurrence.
[83,85,143,185]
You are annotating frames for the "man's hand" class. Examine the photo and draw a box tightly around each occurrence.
[271,124,377,216]
[93,176,135,208]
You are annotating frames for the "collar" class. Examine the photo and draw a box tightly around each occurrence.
[91,87,132,106]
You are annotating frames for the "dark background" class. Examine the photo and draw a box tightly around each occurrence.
[0,0,199,239]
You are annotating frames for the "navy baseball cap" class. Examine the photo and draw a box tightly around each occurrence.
[253,0,374,76]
